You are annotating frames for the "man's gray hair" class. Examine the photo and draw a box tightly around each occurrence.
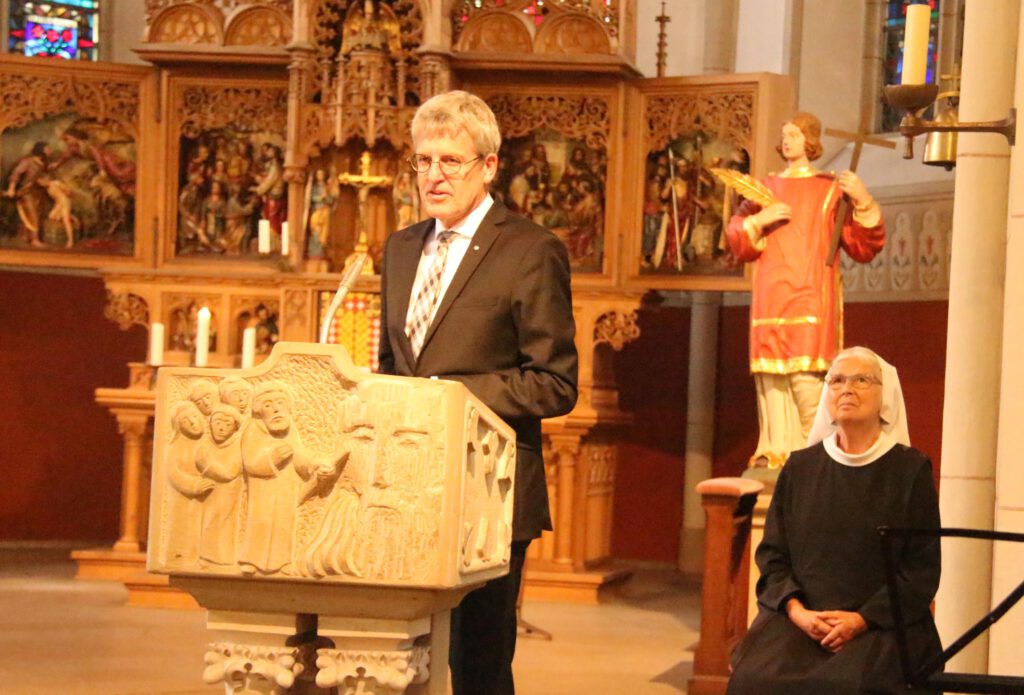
[411,90,502,156]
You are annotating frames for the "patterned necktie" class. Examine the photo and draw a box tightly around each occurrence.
[405,230,456,358]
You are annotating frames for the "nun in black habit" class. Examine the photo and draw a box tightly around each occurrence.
[727,347,942,695]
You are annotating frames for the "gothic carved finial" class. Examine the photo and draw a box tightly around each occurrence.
[593,310,640,351]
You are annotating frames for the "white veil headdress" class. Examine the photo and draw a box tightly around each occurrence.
[807,346,910,465]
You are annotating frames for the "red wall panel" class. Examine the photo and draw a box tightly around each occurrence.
[0,270,145,541]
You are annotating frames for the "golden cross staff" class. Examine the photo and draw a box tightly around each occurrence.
[823,100,897,266]
[337,150,393,273]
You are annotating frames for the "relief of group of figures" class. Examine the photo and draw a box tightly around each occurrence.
[160,374,447,582]
[176,129,286,256]
[0,114,136,255]
[642,132,750,276]
[494,131,606,274]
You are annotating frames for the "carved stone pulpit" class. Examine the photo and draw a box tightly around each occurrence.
[147,342,515,694]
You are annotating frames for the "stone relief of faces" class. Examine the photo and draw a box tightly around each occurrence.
[218,377,252,416]
[173,400,206,439]
[209,406,242,444]
[253,385,293,435]
[188,379,219,416]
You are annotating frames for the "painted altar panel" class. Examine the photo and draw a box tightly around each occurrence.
[0,55,156,269]
[622,73,794,291]
[462,80,626,286]
[161,69,289,267]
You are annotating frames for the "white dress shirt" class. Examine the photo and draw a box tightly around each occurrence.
[405,194,494,328]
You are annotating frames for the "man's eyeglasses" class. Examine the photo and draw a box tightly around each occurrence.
[408,154,482,176]
[826,373,882,390]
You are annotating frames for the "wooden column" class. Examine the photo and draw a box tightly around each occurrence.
[688,477,763,695]
[523,292,643,603]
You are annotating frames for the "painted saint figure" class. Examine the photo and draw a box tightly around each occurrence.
[3,142,52,247]
[725,113,885,468]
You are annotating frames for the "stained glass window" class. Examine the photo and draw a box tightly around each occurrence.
[881,0,941,131]
[8,1,100,61]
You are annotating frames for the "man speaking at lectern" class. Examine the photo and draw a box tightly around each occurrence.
[378,90,579,695]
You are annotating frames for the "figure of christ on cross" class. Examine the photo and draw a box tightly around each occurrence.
[724,111,891,468]
[338,150,393,273]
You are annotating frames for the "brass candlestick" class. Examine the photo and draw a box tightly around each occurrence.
[883,83,1016,161]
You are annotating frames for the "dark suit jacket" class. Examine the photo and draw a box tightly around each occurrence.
[378,200,578,541]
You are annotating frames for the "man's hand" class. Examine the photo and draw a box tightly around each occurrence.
[837,170,870,208]
[818,610,868,653]
[753,202,792,232]
[272,444,294,468]
[786,598,832,642]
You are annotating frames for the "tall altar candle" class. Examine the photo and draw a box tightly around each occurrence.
[258,219,271,254]
[241,326,256,368]
[281,220,290,256]
[195,307,211,367]
[901,3,931,85]
[149,322,165,366]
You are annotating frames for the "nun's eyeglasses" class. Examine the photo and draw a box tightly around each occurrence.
[826,374,881,390]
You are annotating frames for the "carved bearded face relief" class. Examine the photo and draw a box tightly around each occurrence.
[255,392,291,434]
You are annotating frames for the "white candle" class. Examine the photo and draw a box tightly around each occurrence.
[195,307,211,367]
[901,3,931,85]
[149,322,164,366]
[258,219,271,254]
[241,326,256,368]
[281,220,290,256]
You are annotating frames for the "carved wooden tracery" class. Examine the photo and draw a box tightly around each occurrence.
[645,89,755,154]
[0,72,141,139]
[104,291,150,331]
[300,0,425,157]
[178,85,289,138]
[486,94,610,150]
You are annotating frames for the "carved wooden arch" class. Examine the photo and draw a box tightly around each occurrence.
[224,5,293,47]
[535,13,612,55]
[454,10,533,54]
[148,2,224,45]
[0,72,141,140]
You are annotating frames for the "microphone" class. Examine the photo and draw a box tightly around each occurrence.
[318,252,369,344]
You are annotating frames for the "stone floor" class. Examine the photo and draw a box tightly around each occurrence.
[0,545,700,695]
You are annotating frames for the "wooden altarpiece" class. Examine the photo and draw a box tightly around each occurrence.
[0,1,793,609]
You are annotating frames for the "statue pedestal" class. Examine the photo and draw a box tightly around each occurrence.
[149,342,516,692]
[688,477,763,695]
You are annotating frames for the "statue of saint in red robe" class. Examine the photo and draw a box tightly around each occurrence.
[726,113,885,468]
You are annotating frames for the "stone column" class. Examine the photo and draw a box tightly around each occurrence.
[934,0,1018,672]
[678,292,721,575]
[703,0,739,74]
[989,6,1024,677]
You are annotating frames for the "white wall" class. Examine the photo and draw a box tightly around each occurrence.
[106,0,149,66]
[735,0,788,74]
[635,0,705,77]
